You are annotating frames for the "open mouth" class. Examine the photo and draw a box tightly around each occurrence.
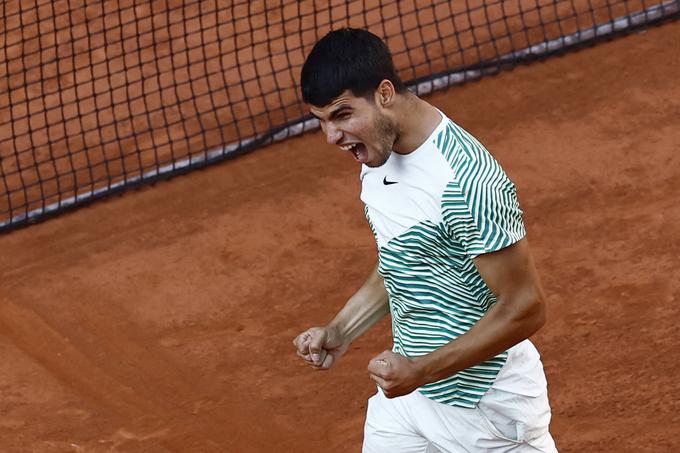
[339,143,368,164]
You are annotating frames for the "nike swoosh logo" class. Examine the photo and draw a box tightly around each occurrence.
[383,177,398,185]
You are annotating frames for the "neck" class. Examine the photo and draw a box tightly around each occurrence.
[392,94,442,154]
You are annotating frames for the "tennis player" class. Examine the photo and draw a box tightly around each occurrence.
[293,28,558,452]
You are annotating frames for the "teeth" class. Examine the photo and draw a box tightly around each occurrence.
[339,143,358,151]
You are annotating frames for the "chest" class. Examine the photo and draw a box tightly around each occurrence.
[360,147,454,248]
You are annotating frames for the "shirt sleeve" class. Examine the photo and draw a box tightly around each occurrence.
[441,155,526,259]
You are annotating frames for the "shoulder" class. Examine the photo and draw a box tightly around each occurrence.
[434,118,489,170]
[432,118,515,192]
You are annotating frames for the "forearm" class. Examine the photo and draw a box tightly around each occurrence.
[328,264,390,343]
[417,291,545,384]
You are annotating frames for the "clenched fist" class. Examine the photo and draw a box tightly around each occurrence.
[293,326,349,370]
[367,350,427,398]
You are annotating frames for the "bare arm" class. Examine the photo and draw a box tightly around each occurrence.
[329,264,390,343]
[294,264,390,370]
[417,237,546,382]
[368,238,547,396]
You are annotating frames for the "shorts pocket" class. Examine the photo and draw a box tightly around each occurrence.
[476,388,551,444]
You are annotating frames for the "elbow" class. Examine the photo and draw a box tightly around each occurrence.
[495,287,548,339]
[507,290,546,338]
[528,292,547,334]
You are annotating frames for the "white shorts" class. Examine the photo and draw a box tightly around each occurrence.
[363,387,557,453]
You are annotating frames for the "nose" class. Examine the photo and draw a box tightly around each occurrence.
[325,122,342,145]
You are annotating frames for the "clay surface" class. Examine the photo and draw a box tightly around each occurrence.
[0,23,678,453]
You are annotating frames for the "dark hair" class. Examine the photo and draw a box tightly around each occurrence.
[301,28,407,107]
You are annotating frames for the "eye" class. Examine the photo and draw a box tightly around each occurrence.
[337,111,351,120]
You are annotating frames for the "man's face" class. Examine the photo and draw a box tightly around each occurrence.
[309,90,398,168]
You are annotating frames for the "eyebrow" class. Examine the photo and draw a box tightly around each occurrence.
[310,105,352,121]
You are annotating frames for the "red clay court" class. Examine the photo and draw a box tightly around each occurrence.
[1,1,679,452]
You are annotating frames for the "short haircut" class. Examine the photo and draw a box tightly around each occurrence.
[301,28,407,107]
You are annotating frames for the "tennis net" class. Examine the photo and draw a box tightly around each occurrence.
[1,0,678,232]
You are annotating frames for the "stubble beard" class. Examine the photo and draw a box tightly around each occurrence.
[366,113,399,168]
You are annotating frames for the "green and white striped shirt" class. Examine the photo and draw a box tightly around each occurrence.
[360,114,542,408]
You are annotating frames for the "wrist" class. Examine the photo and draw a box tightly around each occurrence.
[326,321,351,346]
[328,310,366,345]
[412,352,444,385]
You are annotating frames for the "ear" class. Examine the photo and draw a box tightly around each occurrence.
[374,80,396,108]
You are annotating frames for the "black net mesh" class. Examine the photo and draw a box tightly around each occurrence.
[1,0,679,231]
